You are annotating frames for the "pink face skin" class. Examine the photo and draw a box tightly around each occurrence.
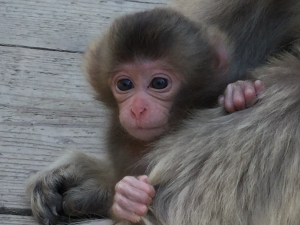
[110,61,182,141]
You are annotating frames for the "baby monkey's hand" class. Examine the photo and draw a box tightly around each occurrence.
[112,175,156,223]
[220,80,265,113]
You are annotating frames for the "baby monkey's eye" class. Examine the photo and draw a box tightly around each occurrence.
[117,79,134,91]
[151,77,169,90]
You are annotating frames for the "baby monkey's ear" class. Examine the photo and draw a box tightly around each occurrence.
[211,33,230,76]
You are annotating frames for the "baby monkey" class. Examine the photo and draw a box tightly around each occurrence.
[87,9,264,222]
[89,9,263,222]
[27,8,264,225]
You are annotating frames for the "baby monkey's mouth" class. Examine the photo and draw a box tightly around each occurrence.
[135,123,168,131]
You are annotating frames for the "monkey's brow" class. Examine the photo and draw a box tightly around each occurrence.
[107,69,121,76]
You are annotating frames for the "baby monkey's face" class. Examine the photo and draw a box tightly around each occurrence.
[110,60,181,141]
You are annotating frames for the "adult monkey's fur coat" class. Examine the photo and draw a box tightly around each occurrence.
[139,0,300,224]
[145,53,300,225]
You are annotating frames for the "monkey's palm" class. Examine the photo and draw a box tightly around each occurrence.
[27,151,114,225]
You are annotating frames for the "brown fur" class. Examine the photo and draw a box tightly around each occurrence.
[26,0,300,224]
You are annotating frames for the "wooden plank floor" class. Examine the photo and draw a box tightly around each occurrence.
[0,1,168,224]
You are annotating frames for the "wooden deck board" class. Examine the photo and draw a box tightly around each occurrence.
[0,0,168,52]
[0,46,109,210]
[0,0,169,224]
[0,215,112,225]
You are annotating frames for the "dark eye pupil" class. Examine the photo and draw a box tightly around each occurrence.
[151,78,168,89]
[117,79,133,91]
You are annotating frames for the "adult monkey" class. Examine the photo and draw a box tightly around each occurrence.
[26,0,300,225]
[140,50,300,224]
